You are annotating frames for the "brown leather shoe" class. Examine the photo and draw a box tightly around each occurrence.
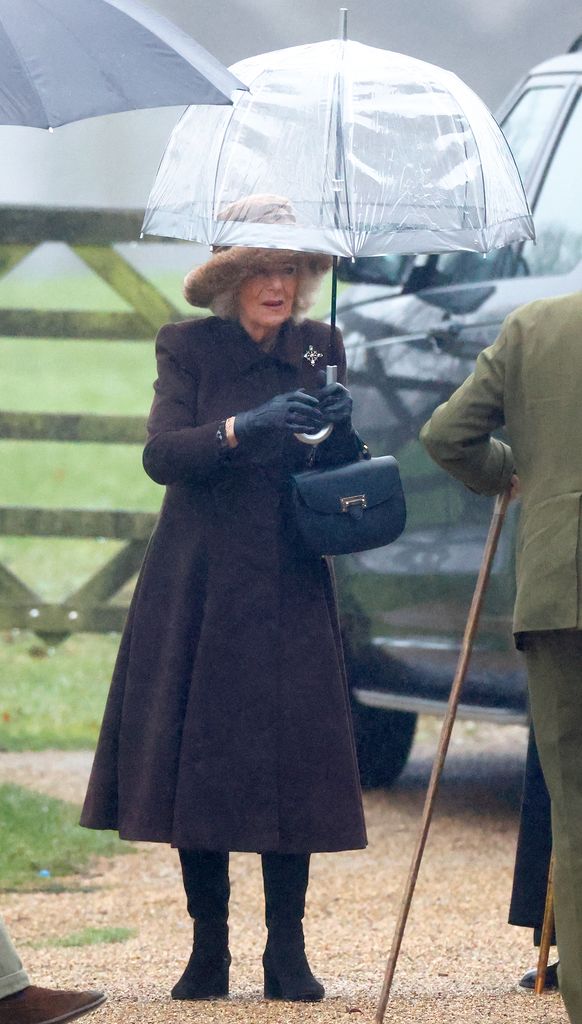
[0,985,106,1024]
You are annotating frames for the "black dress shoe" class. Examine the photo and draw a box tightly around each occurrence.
[518,960,559,991]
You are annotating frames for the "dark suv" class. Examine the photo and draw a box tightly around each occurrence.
[340,39,582,787]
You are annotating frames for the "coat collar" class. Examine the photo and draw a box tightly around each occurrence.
[216,318,305,374]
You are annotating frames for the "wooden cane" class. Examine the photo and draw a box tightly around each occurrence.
[534,852,556,995]
[375,486,511,1024]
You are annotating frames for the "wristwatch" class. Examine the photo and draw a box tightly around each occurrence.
[216,419,229,451]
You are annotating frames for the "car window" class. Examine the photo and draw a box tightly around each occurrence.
[429,84,567,288]
[519,92,582,276]
[342,82,571,290]
[501,86,565,182]
[349,337,476,455]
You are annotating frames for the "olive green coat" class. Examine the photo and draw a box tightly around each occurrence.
[420,291,582,636]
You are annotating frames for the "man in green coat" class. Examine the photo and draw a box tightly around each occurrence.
[420,291,582,1024]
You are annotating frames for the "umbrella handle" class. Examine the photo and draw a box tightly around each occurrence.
[294,364,337,446]
[294,423,334,446]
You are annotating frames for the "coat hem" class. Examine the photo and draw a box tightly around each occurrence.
[81,819,367,853]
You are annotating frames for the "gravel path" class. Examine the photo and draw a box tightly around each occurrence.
[0,721,567,1024]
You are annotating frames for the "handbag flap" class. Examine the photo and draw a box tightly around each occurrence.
[292,456,402,514]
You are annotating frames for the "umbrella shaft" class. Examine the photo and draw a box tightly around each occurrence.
[339,8,348,40]
[330,256,339,346]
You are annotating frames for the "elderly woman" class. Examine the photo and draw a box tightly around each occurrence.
[81,196,367,1003]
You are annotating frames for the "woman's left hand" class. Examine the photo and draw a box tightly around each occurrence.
[317,380,353,424]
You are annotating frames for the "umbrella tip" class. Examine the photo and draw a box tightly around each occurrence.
[339,7,348,40]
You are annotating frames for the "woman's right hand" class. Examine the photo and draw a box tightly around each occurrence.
[234,390,323,442]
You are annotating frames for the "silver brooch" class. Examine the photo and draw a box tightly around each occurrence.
[303,345,324,367]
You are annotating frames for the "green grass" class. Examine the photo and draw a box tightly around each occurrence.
[0,538,137,603]
[0,443,158,511]
[0,268,194,316]
[0,631,117,750]
[32,927,137,948]
[0,337,154,415]
[0,784,132,889]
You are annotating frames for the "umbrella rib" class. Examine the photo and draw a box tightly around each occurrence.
[321,66,337,224]
[101,0,244,97]
[210,91,246,232]
[336,11,354,249]
[0,14,52,127]
[325,38,354,250]
[338,127,354,251]
[336,41,354,250]
[461,107,487,232]
[448,79,488,232]
[34,0,172,121]
[472,117,488,232]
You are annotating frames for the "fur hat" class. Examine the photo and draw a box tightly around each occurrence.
[183,194,332,319]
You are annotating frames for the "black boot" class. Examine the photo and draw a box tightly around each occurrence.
[261,853,324,1002]
[172,849,231,1001]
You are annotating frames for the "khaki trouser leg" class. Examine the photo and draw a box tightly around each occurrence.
[0,916,29,999]
[524,631,582,1024]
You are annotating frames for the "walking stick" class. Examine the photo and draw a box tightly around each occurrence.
[375,486,512,1024]
[535,852,556,995]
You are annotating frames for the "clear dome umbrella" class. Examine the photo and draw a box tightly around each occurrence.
[143,10,534,272]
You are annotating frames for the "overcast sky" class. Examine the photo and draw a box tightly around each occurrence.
[0,0,581,208]
[143,0,580,105]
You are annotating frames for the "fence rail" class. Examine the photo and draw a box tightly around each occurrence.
[0,206,176,641]
[0,411,147,444]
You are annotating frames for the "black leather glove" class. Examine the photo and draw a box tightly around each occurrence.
[234,390,323,442]
[317,380,353,424]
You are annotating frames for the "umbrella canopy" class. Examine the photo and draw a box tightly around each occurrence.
[143,36,534,257]
[0,0,246,129]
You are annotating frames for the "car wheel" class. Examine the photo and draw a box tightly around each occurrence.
[345,646,417,789]
[350,697,417,789]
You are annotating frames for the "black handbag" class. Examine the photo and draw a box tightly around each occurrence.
[290,455,406,555]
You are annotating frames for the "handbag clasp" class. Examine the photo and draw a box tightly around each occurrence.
[340,494,367,514]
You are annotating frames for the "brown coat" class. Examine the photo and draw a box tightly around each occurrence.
[80,316,367,854]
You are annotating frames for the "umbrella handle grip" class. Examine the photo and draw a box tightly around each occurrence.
[294,364,336,446]
[294,423,334,446]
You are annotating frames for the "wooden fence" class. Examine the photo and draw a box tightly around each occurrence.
[0,207,180,643]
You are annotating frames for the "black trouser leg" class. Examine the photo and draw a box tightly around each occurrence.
[171,850,231,1001]
[508,725,555,946]
[261,853,324,1002]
